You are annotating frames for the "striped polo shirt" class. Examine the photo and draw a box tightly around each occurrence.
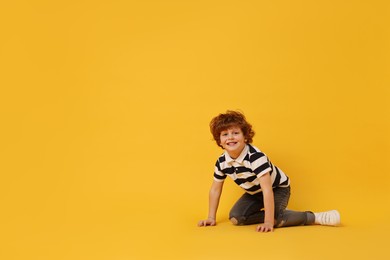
[213,144,290,195]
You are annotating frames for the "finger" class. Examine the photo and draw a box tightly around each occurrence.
[258,226,269,232]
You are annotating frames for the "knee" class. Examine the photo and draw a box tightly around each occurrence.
[229,212,245,225]
[230,217,239,225]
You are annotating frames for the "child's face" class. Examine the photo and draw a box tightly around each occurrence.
[219,126,246,159]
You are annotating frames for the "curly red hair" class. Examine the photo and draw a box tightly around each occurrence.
[209,110,255,148]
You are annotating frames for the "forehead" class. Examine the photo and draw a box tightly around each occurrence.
[220,126,242,132]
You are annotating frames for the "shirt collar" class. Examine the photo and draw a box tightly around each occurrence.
[224,144,249,164]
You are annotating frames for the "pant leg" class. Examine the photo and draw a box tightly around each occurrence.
[229,192,264,225]
[274,186,290,215]
[229,186,315,227]
[229,187,291,225]
[275,210,315,227]
[274,187,315,227]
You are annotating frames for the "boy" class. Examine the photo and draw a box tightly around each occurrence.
[198,110,340,232]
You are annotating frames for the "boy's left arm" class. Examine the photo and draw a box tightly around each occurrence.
[256,172,275,232]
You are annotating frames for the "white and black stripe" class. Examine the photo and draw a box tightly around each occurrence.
[214,144,290,195]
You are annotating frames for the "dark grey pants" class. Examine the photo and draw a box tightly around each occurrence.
[229,186,315,227]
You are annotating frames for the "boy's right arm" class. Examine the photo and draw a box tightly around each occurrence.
[198,180,224,227]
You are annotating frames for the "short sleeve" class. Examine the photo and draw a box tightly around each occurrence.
[250,152,272,178]
[213,160,226,182]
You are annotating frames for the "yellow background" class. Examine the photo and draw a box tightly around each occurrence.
[1,0,389,259]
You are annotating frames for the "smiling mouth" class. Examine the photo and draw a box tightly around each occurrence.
[227,142,237,146]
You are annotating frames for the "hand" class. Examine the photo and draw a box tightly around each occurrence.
[256,222,274,232]
[198,218,216,227]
